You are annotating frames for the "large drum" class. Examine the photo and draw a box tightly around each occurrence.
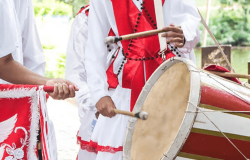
[123,58,250,160]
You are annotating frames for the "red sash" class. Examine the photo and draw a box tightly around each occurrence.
[111,0,174,111]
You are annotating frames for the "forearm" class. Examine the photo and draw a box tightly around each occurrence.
[0,54,49,85]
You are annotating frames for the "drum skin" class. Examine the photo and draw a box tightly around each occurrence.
[130,62,191,160]
[123,58,250,160]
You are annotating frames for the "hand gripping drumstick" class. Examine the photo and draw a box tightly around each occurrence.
[105,28,166,45]
[113,109,148,120]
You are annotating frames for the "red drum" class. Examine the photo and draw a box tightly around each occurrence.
[123,58,250,160]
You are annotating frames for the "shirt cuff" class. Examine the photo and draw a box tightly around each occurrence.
[91,89,109,106]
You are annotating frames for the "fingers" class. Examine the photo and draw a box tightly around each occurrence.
[46,78,78,100]
[47,83,75,100]
[161,25,185,48]
[96,96,117,118]
[64,79,79,91]
[69,85,75,98]
[62,83,70,99]
[162,26,183,34]
[58,83,64,99]
[166,37,184,48]
[161,32,183,39]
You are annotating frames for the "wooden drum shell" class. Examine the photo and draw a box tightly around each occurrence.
[123,57,250,160]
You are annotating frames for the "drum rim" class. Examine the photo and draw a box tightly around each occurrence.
[123,57,201,160]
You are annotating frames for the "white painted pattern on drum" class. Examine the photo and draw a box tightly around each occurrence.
[193,107,250,138]
[175,156,194,160]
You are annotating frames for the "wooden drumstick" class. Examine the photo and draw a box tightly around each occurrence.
[105,27,181,45]
[208,71,250,80]
[114,109,148,120]
[105,28,164,44]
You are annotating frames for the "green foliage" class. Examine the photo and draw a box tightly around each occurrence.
[45,53,66,78]
[199,0,250,46]
[33,0,72,17]
[58,0,89,17]
[209,9,250,46]
[42,44,55,50]
[56,53,66,78]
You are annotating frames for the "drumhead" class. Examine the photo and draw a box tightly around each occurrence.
[123,58,200,160]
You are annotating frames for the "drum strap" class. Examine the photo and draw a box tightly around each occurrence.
[154,0,165,52]
[198,9,235,73]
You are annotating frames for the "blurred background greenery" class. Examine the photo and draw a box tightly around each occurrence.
[33,0,250,81]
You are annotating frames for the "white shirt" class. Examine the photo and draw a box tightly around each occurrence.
[85,0,201,105]
[0,0,46,83]
[65,6,117,120]
[65,7,95,121]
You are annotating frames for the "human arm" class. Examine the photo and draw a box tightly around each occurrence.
[65,10,96,113]
[85,0,116,117]
[0,54,78,99]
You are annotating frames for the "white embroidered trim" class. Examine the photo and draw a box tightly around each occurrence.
[0,88,37,99]
[2,127,28,160]
[28,89,39,160]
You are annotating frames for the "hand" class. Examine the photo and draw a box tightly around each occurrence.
[96,96,116,118]
[161,24,185,48]
[45,78,79,100]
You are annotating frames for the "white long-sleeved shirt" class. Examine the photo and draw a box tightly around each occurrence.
[65,7,95,121]
[0,0,46,83]
[85,0,201,105]
[65,7,118,120]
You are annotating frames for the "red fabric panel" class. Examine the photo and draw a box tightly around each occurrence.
[181,132,250,160]
[76,4,90,16]
[201,86,250,114]
[77,136,97,154]
[89,140,123,153]
[0,97,32,160]
[106,61,119,89]
[204,65,241,84]
[130,61,145,111]
[111,0,173,110]
[108,29,116,37]
[39,102,49,160]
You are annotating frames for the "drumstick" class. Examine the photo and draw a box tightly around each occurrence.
[105,28,164,44]
[43,86,54,92]
[42,85,76,92]
[105,26,180,45]
[208,71,250,80]
[114,109,148,120]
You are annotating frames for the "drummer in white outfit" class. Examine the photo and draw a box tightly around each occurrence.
[84,0,200,159]
[65,5,119,160]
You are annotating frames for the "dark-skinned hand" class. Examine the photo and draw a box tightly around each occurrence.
[161,24,185,48]
[46,78,79,100]
[96,96,116,118]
